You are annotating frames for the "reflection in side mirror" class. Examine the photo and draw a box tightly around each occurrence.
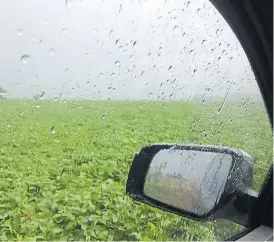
[144,149,233,216]
[126,144,257,227]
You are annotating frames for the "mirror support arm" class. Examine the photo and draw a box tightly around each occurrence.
[214,184,258,228]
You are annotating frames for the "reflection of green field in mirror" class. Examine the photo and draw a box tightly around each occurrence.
[0,100,271,240]
[144,179,196,212]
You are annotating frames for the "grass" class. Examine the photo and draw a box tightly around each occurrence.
[0,99,272,240]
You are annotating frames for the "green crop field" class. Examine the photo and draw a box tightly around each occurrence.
[0,100,272,241]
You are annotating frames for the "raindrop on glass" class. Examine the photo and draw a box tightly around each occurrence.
[17,29,24,36]
[21,55,30,64]
[173,25,178,31]
[115,61,120,67]
[49,48,56,56]
[133,41,137,48]
[62,28,69,35]
[97,73,104,79]
[51,126,56,134]
[168,65,172,70]
[65,0,72,9]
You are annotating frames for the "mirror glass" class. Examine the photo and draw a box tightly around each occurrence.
[144,148,233,216]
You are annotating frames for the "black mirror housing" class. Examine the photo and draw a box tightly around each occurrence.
[126,143,257,227]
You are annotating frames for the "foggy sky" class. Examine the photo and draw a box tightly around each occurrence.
[0,0,261,101]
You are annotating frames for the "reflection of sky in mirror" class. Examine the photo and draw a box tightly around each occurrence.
[0,0,260,100]
[150,149,232,185]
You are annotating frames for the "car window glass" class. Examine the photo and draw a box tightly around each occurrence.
[0,0,272,241]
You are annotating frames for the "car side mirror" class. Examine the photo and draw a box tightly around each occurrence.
[126,144,257,228]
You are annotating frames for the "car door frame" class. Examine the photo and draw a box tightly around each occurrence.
[209,0,273,240]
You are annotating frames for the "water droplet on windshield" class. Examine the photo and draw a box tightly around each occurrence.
[62,28,69,35]
[65,0,73,9]
[17,29,24,36]
[97,73,104,79]
[115,61,120,67]
[49,48,56,56]
[173,25,178,31]
[133,41,137,48]
[51,126,56,134]
[21,55,30,64]
[168,65,172,70]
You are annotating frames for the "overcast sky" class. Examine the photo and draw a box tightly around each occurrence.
[0,0,261,101]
